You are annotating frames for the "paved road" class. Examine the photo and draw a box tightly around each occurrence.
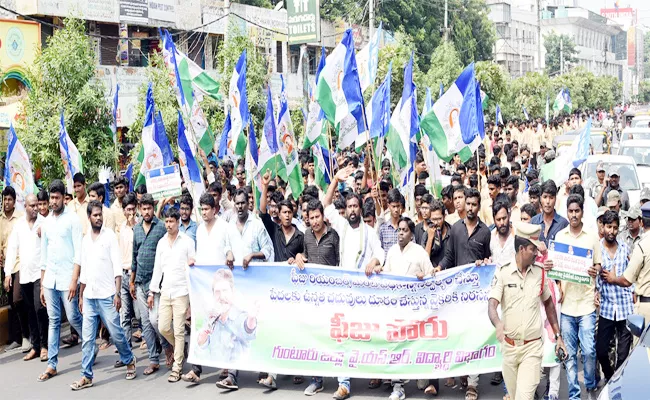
[0,332,595,400]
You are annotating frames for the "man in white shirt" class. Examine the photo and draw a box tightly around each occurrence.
[322,165,383,400]
[71,200,136,390]
[148,207,195,383]
[182,192,230,384]
[4,194,46,361]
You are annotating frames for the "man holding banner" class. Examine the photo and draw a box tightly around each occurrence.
[488,222,566,400]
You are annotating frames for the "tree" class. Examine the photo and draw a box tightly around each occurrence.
[505,72,551,120]
[644,31,650,79]
[20,17,115,185]
[639,80,650,103]
[544,32,578,76]
[449,0,495,65]
[421,41,462,103]
[375,32,423,107]
[475,61,510,117]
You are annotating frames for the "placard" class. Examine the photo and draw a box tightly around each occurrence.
[145,164,182,200]
[547,241,593,285]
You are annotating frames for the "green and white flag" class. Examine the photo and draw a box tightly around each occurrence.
[259,86,285,179]
[552,88,572,116]
[278,76,304,199]
[228,50,250,159]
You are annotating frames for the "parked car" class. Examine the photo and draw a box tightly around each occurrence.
[630,115,650,128]
[617,140,650,185]
[597,315,650,400]
[580,155,641,207]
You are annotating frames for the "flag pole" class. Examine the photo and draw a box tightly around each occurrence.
[419,140,437,199]
[360,104,380,183]
[326,122,335,179]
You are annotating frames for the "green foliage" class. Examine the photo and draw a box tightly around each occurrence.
[645,32,650,79]
[19,17,115,185]
[449,0,495,65]
[504,72,551,120]
[216,23,270,133]
[422,41,462,102]
[237,0,273,8]
[320,0,366,23]
[375,32,422,107]
[475,61,510,119]
[639,80,650,103]
[544,32,578,76]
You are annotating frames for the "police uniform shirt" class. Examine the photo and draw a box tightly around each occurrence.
[624,235,650,297]
[490,259,551,341]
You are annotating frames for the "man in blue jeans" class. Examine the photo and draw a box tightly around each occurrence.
[551,194,602,400]
[129,193,170,376]
[70,201,137,390]
[37,180,84,382]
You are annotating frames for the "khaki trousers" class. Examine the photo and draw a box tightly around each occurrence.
[158,294,189,372]
[633,302,650,346]
[501,339,543,400]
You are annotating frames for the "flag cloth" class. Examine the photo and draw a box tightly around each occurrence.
[135,83,170,188]
[541,119,591,184]
[303,47,327,149]
[480,89,488,110]
[355,63,392,150]
[58,111,83,193]
[125,163,134,192]
[154,111,174,165]
[522,105,529,120]
[5,124,35,209]
[357,22,382,94]
[217,111,234,161]
[110,84,119,143]
[496,104,503,124]
[246,119,263,205]
[420,63,484,163]
[386,54,418,186]
[552,88,572,115]
[278,75,304,199]
[316,29,366,138]
[177,111,205,207]
[439,83,444,98]
[258,86,284,178]
[419,87,442,197]
[545,95,550,122]
[161,29,216,155]
[312,142,332,192]
[160,29,221,103]
[423,87,433,117]
[228,50,250,158]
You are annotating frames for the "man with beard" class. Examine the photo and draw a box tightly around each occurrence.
[489,223,566,400]
[110,176,128,230]
[216,188,273,391]
[551,194,602,400]
[438,188,491,400]
[503,175,521,224]
[323,165,383,400]
[596,167,630,211]
[130,193,171,377]
[178,195,197,245]
[596,211,633,384]
[37,180,83,382]
[490,196,515,266]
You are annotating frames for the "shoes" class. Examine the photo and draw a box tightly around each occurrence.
[62,334,79,347]
[304,378,324,396]
[332,384,350,400]
[21,339,33,353]
[5,342,21,351]
[389,383,406,400]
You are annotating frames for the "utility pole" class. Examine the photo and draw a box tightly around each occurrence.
[560,35,564,75]
[537,0,542,72]
[443,0,449,41]
[369,0,375,41]
[223,0,231,110]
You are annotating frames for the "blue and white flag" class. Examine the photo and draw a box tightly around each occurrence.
[125,163,134,192]
[496,104,503,125]
[356,62,392,150]
[522,105,529,120]
[312,142,332,192]
[541,119,592,184]
[357,22,382,93]
[228,50,250,158]
[258,86,283,178]
[439,82,444,98]
[278,75,304,198]
[178,110,204,206]
[303,47,327,149]
[5,124,35,209]
[422,87,433,118]
[59,111,83,193]
[136,83,172,187]
[217,111,233,161]
[111,84,119,143]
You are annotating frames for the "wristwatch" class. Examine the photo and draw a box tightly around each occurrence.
[554,332,561,340]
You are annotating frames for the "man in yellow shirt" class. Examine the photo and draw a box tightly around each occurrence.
[110,176,129,231]
[87,182,115,232]
[549,194,602,400]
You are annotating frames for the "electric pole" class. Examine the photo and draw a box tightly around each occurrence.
[443,0,449,41]
[369,0,375,41]
[560,37,563,75]
[537,0,542,72]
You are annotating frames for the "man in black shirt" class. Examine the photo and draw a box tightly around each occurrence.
[259,171,304,262]
[290,199,340,268]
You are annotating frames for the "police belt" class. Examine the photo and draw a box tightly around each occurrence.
[504,336,541,347]
[638,295,650,303]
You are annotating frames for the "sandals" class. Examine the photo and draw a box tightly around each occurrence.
[70,377,93,391]
[491,372,504,385]
[125,356,137,380]
[258,375,277,390]
[368,379,382,389]
[23,349,38,361]
[293,376,304,385]
[181,371,200,383]
[216,376,239,390]
[40,349,48,362]
[37,369,57,382]
[143,364,160,375]
[217,369,229,379]
[444,378,456,388]
[465,386,479,400]
[98,340,112,351]
[168,370,181,383]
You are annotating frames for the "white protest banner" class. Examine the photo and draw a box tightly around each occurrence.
[547,241,593,285]
[145,164,182,200]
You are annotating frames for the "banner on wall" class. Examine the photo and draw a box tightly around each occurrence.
[187,263,559,379]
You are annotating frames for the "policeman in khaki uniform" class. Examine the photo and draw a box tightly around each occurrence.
[602,202,650,331]
[488,222,567,400]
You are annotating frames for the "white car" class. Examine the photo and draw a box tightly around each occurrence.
[617,140,650,185]
[580,155,641,208]
[630,115,650,128]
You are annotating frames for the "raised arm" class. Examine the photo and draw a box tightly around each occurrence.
[324,166,354,208]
